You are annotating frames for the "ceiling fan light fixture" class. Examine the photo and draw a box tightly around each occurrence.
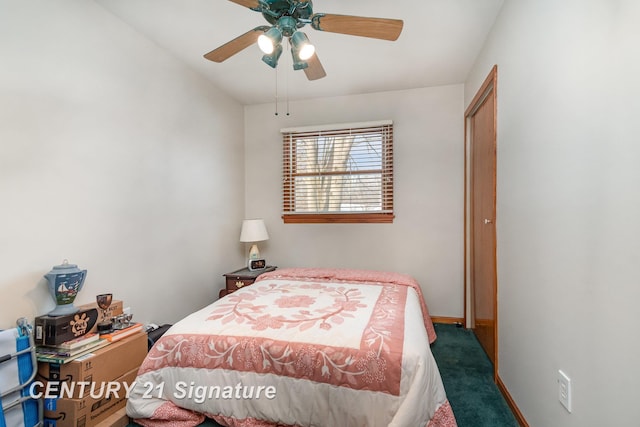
[291,31,315,61]
[262,43,283,68]
[291,47,309,70]
[258,26,282,54]
[205,0,405,81]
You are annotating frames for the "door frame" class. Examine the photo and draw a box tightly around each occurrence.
[464,65,498,377]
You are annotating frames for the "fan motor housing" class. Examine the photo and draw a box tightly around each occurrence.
[261,0,313,26]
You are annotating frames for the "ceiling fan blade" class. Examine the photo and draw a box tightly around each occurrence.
[311,14,403,41]
[227,0,260,9]
[204,26,269,63]
[304,53,326,81]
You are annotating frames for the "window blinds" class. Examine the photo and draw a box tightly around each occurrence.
[282,121,393,222]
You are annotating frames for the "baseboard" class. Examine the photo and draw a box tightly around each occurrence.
[431,316,464,325]
[496,375,530,427]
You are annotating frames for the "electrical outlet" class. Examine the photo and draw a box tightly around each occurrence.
[558,370,572,413]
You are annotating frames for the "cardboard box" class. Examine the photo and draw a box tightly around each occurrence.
[94,407,130,427]
[76,300,124,334]
[43,367,137,427]
[37,332,147,399]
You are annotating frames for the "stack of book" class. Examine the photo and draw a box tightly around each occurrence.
[36,333,109,364]
[99,322,143,342]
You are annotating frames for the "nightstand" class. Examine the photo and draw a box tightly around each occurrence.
[220,266,277,298]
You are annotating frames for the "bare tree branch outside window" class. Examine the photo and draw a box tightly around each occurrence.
[282,122,393,224]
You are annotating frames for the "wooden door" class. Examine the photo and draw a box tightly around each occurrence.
[466,66,498,369]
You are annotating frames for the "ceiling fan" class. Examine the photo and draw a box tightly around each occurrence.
[204,0,403,81]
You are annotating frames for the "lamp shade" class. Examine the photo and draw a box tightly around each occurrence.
[258,27,283,54]
[240,219,269,243]
[262,43,283,68]
[291,31,315,60]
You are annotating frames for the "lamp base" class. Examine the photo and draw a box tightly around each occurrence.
[248,244,261,260]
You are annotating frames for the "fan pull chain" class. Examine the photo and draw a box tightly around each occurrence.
[285,45,290,116]
[274,66,279,116]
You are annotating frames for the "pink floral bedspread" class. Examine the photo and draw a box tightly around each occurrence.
[257,268,438,344]
[127,268,456,427]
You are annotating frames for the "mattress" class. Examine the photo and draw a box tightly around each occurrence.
[127,268,456,427]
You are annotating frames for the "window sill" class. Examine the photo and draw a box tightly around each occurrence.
[282,213,395,224]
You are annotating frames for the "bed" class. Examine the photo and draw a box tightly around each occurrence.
[127,268,457,427]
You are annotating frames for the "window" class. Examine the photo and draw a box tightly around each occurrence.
[282,120,394,223]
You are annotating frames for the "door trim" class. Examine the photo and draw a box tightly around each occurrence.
[464,65,498,377]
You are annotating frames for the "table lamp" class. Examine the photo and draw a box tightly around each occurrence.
[240,219,269,267]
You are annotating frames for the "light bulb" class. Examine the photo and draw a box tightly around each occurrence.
[291,31,315,61]
[258,34,274,54]
[258,27,283,55]
[298,43,315,60]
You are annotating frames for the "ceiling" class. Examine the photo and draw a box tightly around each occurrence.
[95,0,504,105]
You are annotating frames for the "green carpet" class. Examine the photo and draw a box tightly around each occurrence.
[127,324,518,426]
[431,323,519,427]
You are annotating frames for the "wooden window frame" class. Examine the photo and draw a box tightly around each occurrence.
[282,121,394,224]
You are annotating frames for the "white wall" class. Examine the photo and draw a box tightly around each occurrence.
[0,1,246,327]
[465,1,640,425]
[244,85,464,317]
